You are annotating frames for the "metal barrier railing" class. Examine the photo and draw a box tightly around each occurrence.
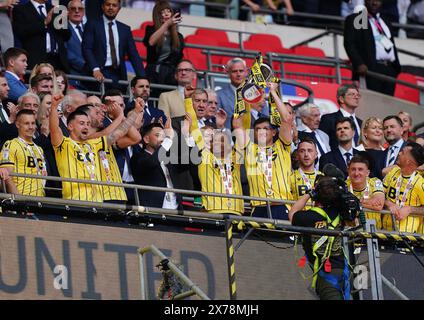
[239,5,424,33]
[4,172,424,234]
[138,244,210,300]
[1,173,423,300]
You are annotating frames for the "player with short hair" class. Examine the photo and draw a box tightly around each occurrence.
[290,138,321,209]
[346,154,385,229]
[233,82,293,220]
[0,110,47,196]
[383,142,424,233]
[49,94,143,202]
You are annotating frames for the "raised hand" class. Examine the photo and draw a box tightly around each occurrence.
[7,102,18,122]
[267,82,279,93]
[134,97,145,114]
[108,102,124,120]
[164,117,174,140]
[167,12,182,26]
[184,85,196,99]
[232,112,245,130]
[182,113,191,137]
[216,108,227,129]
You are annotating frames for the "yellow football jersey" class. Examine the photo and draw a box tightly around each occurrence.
[0,138,46,196]
[54,137,104,202]
[290,169,321,200]
[198,149,244,215]
[383,166,424,233]
[245,138,292,207]
[346,177,384,229]
[98,143,127,201]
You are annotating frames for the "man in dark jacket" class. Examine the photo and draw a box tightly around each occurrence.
[344,0,401,95]
[130,121,181,209]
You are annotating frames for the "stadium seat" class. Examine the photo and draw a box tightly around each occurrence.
[184,48,208,70]
[330,67,353,83]
[195,28,229,43]
[132,29,147,59]
[139,20,153,31]
[184,35,224,71]
[394,73,423,104]
[283,63,333,82]
[246,33,284,49]
[292,45,326,58]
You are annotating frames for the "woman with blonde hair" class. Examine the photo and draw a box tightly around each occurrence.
[357,117,385,151]
[28,63,59,93]
[143,1,184,86]
[398,111,416,141]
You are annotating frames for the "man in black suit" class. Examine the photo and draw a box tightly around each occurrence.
[319,117,360,178]
[12,0,71,71]
[130,122,181,209]
[81,0,145,89]
[0,72,11,124]
[370,115,407,179]
[344,0,401,96]
[319,84,363,152]
[126,76,166,127]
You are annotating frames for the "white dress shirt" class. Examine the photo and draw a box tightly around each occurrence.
[368,14,396,62]
[340,108,361,147]
[103,15,120,67]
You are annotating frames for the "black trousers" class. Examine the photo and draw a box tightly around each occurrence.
[316,268,345,300]
[366,61,399,96]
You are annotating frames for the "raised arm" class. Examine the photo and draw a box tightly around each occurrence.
[289,194,311,222]
[232,112,249,150]
[268,82,292,144]
[147,13,181,46]
[106,98,144,147]
[49,94,64,147]
[87,102,125,139]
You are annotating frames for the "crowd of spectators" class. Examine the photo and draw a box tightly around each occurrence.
[0,0,422,236]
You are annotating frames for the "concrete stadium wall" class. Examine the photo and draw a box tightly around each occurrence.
[357,89,424,133]
[118,8,424,68]
[0,216,315,300]
[0,215,422,300]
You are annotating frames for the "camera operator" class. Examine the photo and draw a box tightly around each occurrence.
[289,173,361,300]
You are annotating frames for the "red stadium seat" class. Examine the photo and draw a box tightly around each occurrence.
[184,35,223,71]
[184,48,208,70]
[394,73,423,104]
[292,45,326,58]
[243,33,288,55]
[283,62,333,82]
[195,28,229,43]
[247,33,284,48]
[132,30,147,59]
[330,67,353,83]
[139,20,153,31]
